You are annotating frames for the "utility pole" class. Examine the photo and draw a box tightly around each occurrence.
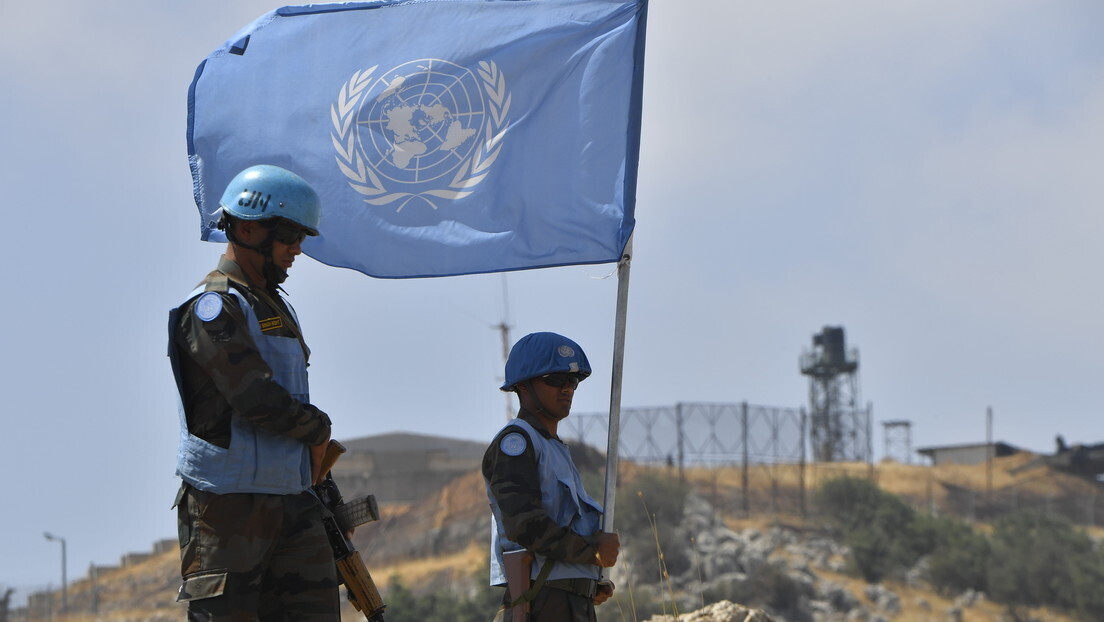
[43,532,67,615]
[497,275,514,421]
[986,406,994,498]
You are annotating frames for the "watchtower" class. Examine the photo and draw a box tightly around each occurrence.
[799,326,869,462]
[882,420,913,464]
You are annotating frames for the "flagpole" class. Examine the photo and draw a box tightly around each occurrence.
[601,236,632,538]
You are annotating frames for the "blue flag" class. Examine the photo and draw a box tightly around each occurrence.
[188,0,646,279]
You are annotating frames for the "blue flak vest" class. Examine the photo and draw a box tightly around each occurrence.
[170,283,312,495]
[487,418,604,586]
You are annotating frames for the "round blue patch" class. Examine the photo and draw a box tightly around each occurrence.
[500,432,527,457]
[194,292,224,322]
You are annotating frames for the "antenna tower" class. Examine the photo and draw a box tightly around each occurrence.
[497,275,515,421]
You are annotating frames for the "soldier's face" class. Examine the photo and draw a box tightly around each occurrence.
[528,375,576,420]
[270,236,303,272]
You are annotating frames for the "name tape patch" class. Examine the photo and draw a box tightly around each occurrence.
[259,316,284,332]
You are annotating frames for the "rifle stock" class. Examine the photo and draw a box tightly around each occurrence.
[502,549,534,622]
[314,439,347,485]
[338,551,386,619]
[313,440,386,621]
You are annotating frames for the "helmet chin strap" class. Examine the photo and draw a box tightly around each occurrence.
[262,261,288,289]
[224,219,286,290]
[521,380,568,421]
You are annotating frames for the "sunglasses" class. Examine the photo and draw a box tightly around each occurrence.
[270,222,310,246]
[540,373,581,389]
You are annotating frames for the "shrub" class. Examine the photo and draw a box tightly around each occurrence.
[380,561,503,622]
[618,470,692,583]
[920,513,990,595]
[986,510,1104,620]
[814,477,929,582]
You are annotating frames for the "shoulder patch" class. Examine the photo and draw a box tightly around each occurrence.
[194,292,224,322]
[500,432,528,457]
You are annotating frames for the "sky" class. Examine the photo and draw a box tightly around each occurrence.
[2,0,1102,600]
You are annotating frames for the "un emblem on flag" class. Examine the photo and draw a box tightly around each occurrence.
[331,60,510,212]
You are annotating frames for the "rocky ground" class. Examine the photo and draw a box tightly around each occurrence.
[10,455,1084,622]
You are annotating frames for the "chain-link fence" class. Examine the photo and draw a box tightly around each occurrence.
[565,402,809,518]
[567,402,1104,528]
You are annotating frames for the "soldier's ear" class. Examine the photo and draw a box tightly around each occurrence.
[237,219,258,238]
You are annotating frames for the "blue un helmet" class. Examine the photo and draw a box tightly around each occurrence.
[501,332,592,392]
[219,164,321,235]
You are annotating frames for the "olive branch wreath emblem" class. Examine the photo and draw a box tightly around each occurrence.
[330,61,511,211]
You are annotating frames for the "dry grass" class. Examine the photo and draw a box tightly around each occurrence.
[36,455,1102,622]
[806,567,1080,622]
[372,540,485,587]
[676,451,1100,510]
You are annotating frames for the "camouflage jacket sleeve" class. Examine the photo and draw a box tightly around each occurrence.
[175,291,331,446]
[482,426,597,564]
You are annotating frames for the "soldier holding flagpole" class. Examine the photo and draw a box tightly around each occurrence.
[483,332,620,622]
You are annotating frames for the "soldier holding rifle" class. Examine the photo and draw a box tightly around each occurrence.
[168,165,340,620]
[483,332,621,622]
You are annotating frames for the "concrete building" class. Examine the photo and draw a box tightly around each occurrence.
[916,441,1021,466]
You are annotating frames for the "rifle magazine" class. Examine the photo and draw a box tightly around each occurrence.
[335,495,380,532]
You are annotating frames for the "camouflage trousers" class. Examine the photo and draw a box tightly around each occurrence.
[175,484,340,621]
[501,586,597,622]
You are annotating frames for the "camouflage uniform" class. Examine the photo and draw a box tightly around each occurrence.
[482,411,602,622]
[170,256,339,621]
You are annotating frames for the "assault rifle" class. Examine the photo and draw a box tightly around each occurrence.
[502,549,535,622]
[313,440,387,621]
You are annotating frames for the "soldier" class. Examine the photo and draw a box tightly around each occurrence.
[168,165,340,620]
[483,332,621,622]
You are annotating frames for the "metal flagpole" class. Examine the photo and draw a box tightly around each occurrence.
[601,236,633,535]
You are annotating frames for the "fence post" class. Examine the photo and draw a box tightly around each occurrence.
[800,407,807,519]
[676,402,685,483]
[741,401,749,516]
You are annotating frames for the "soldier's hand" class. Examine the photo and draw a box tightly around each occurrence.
[593,531,620,567]
[593,581,615,605]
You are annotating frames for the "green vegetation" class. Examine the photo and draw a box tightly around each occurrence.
[986,511,1104,618]
[618,470,693,584]
[380,473,1104,622]
[815,476,1104,621]
[381,566,501,622]
[814,476,935,582]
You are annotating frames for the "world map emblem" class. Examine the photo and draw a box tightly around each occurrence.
[331,60,510,212]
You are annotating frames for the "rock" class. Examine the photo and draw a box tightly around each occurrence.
[643,599,777,622]
[905,558,929,589]
[863,584,900,615]
[953,588,984,608]
[819,581,860,612]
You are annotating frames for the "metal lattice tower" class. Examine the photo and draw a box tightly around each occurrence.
[882,419,913,464]
[799,326,869,462]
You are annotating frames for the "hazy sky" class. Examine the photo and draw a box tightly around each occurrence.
[2,0,1101,598]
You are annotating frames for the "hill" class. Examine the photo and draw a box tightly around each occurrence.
[8,435,1099,621]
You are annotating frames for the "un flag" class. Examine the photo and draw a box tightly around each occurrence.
[188,0,647,279]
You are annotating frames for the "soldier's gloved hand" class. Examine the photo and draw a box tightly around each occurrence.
[593,580,615,605]
[593,531,620,567]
